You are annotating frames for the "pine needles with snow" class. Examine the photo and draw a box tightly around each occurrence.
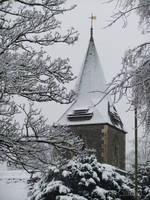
[29,155,134,200]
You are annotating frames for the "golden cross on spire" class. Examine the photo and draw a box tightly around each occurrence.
[89,14,96,38]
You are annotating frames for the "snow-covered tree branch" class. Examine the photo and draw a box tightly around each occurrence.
[0,104,83,172]
[0,0,78,105]
[107,0,150,132]
[0,0,79,170]
[107,0,150,31]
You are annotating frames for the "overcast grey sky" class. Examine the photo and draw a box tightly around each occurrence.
[35,0,149,153]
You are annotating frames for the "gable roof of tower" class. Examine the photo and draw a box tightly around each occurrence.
[57,33,123,130]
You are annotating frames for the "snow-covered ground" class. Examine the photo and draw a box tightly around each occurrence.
[0,163,29,200]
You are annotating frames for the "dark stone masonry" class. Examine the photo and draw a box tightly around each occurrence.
[71,124,126,170]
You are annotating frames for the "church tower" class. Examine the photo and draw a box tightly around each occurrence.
[58,19,126,170]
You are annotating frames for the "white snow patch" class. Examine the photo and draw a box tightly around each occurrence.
[0,181,28,200]
[82,163,93,171]
[49,166,59,173]
[45,180,70,194]
[87,177,96,185]
[102,170,111,181]
[0,168,29,181]
[0,166,29,200]
[79,171,85,177]
[92,171,100,181]
[80,177,86,183]
[62,170,71,177]
[56,193,88,200]
[92,186,107,200]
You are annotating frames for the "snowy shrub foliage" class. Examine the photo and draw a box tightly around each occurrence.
[129,161,150,199]
[138,162,150,199]
[29,155,134,200]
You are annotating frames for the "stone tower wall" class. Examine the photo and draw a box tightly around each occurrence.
[107,125,126,170]
[71,124,104,162]
[70,124,126,170]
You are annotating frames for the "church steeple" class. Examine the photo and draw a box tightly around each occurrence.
[76,18,106,104]
[58,25,110,125]
[57,21,123,130]
[57,22,125,170]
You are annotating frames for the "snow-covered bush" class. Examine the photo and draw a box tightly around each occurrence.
[138,162,150,199]
[129,161,150,200]
[29,155,135,200]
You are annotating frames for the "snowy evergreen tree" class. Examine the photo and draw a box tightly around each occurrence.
[129,161,150,199]
[138,162,150,199]
[29,155,135,200]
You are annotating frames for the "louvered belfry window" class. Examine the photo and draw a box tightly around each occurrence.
[67,108,93,121]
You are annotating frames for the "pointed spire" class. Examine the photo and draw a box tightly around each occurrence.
[76,32,106,101]
[90,14,96,40]
[58,20,120,128]
[90,14,93,39]
[90,26,93,40]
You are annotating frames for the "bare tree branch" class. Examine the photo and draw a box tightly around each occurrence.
[0,0,80,171]
[0,104,83,172]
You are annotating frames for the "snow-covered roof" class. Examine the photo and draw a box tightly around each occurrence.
[57,33,123,130]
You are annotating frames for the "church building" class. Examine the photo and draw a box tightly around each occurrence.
[58,21,126,170]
